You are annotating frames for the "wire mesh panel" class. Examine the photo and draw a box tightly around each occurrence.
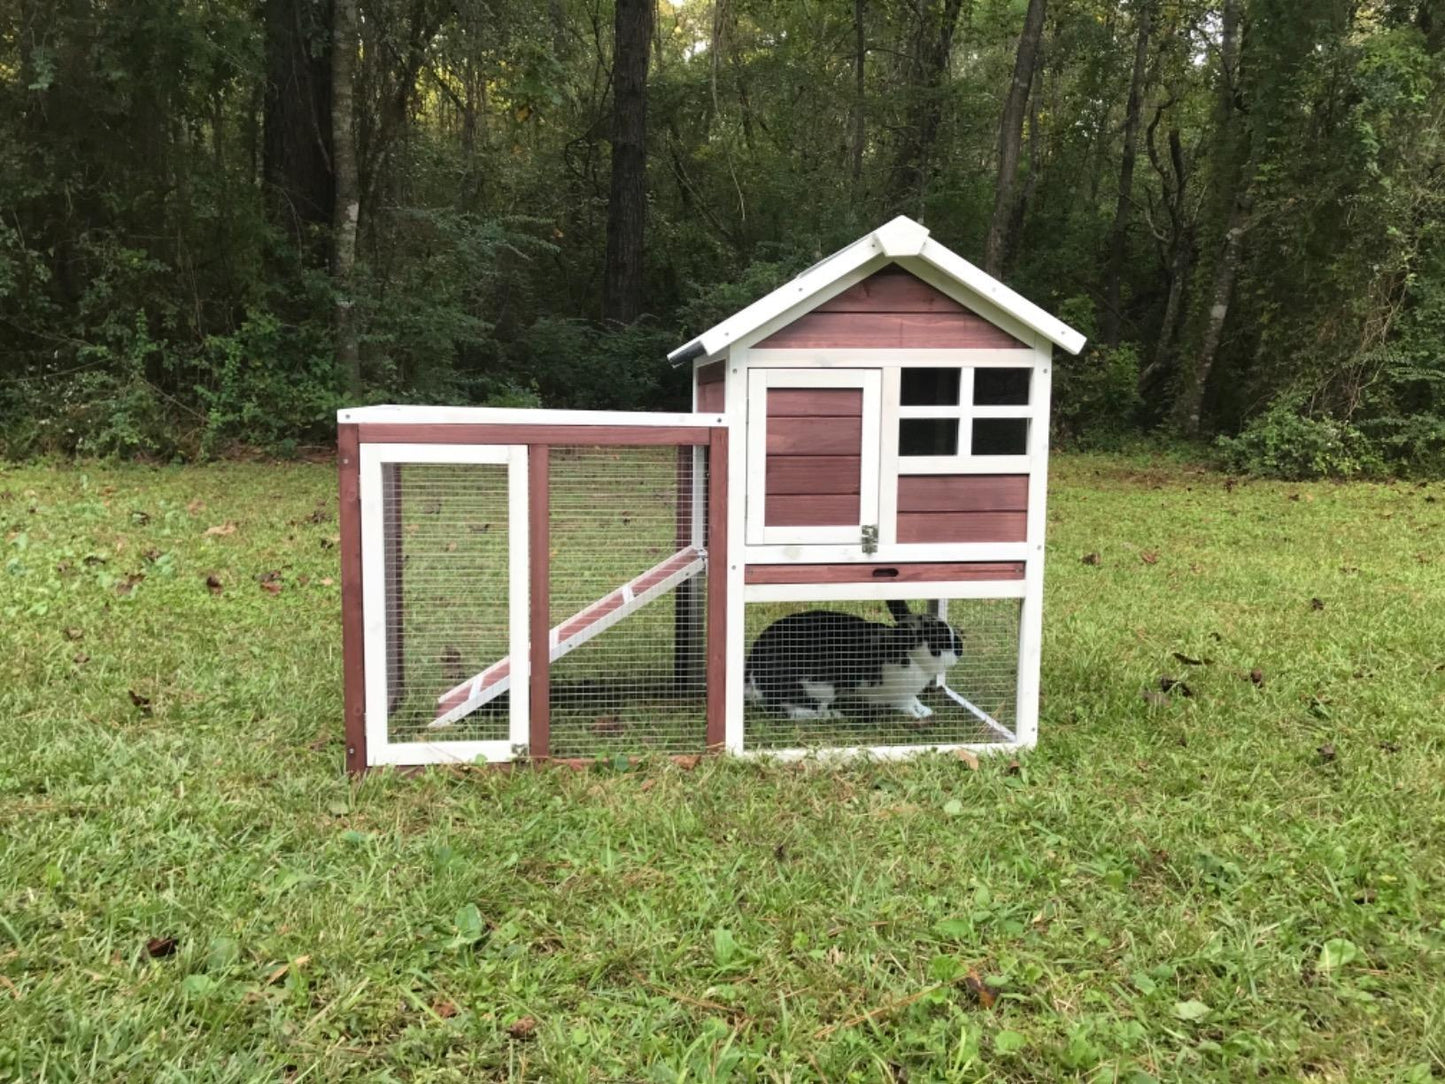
[383,461,512,744]
[742,597,1020,752]
[546,445,709,758]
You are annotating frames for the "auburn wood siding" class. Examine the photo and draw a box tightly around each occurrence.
[765,389,863,526]
[756,266,1029,350]
[896,474,1028,542]
[694,362,725,413]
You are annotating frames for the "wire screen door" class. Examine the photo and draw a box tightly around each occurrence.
[545,445,709,758]
[359,443,529,765]
[741,596,1021,753]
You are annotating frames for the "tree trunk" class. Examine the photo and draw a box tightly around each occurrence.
[886,0,967,218]
[1102,0,1152,346]
[332,0,360,398]
[984,0,1046,277]
[602,0,654,325]
[263,0,333,259]
[849,0,867,189]
[1177,0,1247,436]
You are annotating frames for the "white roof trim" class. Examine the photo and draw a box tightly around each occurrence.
[668,215,1086,362]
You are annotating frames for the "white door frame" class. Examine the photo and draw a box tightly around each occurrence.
[746,368,882,546]
[359,442,530,765]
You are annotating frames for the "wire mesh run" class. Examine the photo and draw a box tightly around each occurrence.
[546,445,709,758]
[383,462,511,744]
[742,597,1020,751]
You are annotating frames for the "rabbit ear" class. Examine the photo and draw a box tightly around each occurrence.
[886,600,912,623]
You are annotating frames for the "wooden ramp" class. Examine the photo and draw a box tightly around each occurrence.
[430,546,706,729]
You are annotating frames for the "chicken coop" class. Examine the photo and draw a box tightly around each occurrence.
[338,216,1085,771]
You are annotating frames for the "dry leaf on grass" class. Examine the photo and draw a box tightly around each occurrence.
[508,1016,537,1039]
[954,748,980,771]
[145,936,177,958]
[203,522,236,537]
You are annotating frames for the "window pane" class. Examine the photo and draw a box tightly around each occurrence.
[901,368,960,406]
[899,418,959,456]
[971,418,1029,455]
[973,368,1031,406]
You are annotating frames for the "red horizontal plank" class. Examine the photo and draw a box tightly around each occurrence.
[766,388,862,417]
[897,474,1029,513]
[765,494,860,526]
[358,424,715,446]
[767,455,860,495]
[758,311,1029,349]
[897,511,1028,543]
[745,562,1025,584]
[815,268,970,314]
[766,416,862,455]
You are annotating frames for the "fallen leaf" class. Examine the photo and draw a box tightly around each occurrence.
[1249,667,1265,687]
[1004,758,1021,776]
[638,777,657,793]
[1378,740,1400,754]
[963,969,997,1009]
[145,936,177,958]
[445,541,457,552]
[433,999,459,1019]
[1142,689,1170,708]
[260,581,283,595]
[675,754,702,771]
[1172,999,1210,1021]
[1140,550,1159,565]
[508,1016,537,1039]
[954,748,980,771]
[266,955,311,985]
[141,547,161,563]
[203,522,237,537]
[440,646,464,683]
[1317,743,1337,763]
[205,575,223,595]
[128,690,153,716]
[1159,675,1193,698]
[186,499,206,514]
[320,577,334,587]
[1081,552,1101,566]
[63,627,83,641]
[115,572,145,596]
[1224,477,1237,492]
[73,652,89,665]
[1310,597,1325,611]
[1172,652,1204,666]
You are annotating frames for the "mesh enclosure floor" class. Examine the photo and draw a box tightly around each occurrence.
[742,597,1019,751]
[546,446,708,758]
[384,462,511,744]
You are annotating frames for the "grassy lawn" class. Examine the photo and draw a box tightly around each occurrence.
[2,454,1443,1082]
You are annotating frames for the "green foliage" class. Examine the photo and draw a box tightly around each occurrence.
[1215,399,1381,479]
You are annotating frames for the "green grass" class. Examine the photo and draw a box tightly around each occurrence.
[2,454,1444,1081]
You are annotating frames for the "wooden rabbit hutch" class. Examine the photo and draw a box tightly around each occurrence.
[338,217,1084,770]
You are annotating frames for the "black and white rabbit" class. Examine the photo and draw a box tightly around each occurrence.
[744,600,963,720]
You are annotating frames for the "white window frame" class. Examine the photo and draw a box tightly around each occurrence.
[359,442,530,766]
[895,364,1035,470]
[746,368,882,547]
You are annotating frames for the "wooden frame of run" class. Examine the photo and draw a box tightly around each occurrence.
[338,408,729,773]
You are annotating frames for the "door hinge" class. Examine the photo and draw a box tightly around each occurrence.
[861,524,879,554]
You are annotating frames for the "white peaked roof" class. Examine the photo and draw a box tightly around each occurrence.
[668,215,1087,363]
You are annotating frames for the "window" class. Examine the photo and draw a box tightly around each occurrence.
[897,366,1032,460]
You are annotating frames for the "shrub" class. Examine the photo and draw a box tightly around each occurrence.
[1215,399,1381,479]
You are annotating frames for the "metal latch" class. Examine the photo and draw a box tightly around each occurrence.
[861,524,878,555]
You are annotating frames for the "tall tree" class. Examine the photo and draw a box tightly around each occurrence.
[1177,0,1248,436]
[1101,0,1152,346]
[849,0,867,190]
[602,0,654,324]
[886,0,967,217]
[983,0,1046,277]
[263,0,334,256]
[333,0,360,396]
